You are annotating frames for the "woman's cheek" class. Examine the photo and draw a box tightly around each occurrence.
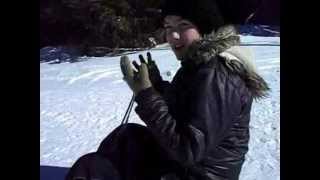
[182,29,201,45]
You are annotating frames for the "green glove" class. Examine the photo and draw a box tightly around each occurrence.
[132,52,163,86]
[120,55,152,95]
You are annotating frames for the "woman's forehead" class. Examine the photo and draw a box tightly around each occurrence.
[164,15,191,24]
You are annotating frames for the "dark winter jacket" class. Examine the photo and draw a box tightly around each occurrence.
[134,25,269,180]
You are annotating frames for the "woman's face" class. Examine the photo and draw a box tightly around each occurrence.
[164,15,201,60]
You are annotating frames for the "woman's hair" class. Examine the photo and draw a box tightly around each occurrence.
[161,0,225,35]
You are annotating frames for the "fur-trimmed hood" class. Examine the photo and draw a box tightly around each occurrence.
[182,25,270,99]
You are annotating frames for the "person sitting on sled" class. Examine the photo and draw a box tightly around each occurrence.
[66,0,269,179]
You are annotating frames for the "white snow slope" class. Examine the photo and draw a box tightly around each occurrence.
[40,35,280,180]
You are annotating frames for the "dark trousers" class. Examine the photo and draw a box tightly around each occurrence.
[67,123,180,180]
[97,123,181,180]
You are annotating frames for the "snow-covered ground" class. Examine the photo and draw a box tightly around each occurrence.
[40,35,280,180]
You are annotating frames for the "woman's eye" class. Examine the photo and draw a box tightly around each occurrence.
[180,22,191,27]
[178,23,193,31]
[164,27,173,34]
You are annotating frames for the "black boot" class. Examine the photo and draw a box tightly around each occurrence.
[65,152,121,180]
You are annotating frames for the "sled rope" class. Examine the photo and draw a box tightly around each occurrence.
[121,94,135,125]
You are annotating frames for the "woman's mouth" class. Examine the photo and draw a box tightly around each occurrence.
[174,44,184,51]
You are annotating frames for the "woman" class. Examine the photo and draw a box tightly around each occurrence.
[66,0,269,179]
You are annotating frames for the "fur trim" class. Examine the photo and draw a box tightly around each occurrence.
[183,25,270,99]
[222,58,270,99]
[220,46,257,73]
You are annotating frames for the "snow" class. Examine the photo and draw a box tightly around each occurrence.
[40,35,280,180]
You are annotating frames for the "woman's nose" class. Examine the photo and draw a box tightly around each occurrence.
[172,31,180,40]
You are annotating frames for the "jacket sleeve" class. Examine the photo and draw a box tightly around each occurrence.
[153,79,172,95]
[134,69,242,166]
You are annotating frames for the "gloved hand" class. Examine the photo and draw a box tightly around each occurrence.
[132,52,163,86]
[120,55,152,95]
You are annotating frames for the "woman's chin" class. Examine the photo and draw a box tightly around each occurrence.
[173,49,186,60]
[174,52,183,60]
